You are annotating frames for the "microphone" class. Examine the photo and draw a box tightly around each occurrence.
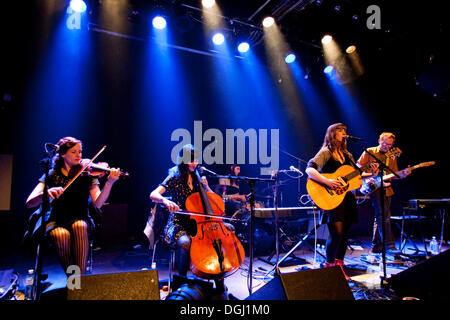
[198,166,218,176]
[45,143,59,153]
[289,166,303,174]
[344,135,364,141]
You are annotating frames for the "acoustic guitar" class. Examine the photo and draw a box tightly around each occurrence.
[306,148,401,210]
[359,161,435,195]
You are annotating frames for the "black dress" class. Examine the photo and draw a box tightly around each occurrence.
[159,169,199,248]
[307,148,358,224]
[39,168,100,232]
[24,167,99,245]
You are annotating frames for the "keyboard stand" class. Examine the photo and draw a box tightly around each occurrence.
[268,214,323,274]
[391,207,427,256]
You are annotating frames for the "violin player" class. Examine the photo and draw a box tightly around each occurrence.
[26,137,121,275]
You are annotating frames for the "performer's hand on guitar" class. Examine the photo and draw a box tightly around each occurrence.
[163,198,180,213]
[48,187,64,200]
[399,165,411,178]
[325,179,343,189]
[369,162,379,176]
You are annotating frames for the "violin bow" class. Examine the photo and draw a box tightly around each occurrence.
[173,210,242,222]
[62,145,107,192]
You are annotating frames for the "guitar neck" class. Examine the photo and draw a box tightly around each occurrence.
[383,162,432,180]
[344,153,389,181]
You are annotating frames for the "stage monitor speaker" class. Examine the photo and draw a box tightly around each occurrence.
[388,249,450,300]
[246,266,354,300]
[67,269,160,300]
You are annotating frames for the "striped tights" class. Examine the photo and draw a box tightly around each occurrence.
[49,220,89,274]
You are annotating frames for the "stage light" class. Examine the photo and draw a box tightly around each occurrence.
[262,17,275,28]
[212,32,225,45]
[324,65,334,74]
[202,0,215,8]
[285,53,296,64]
[346,45,356,54]
[321,34,332,44]
[69,0,86,13]
[237,42,250,53]
[152,16,167,30]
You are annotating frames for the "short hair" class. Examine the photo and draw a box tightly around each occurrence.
[379,132,396,141]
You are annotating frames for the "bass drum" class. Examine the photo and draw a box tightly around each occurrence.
[231,208,275,257]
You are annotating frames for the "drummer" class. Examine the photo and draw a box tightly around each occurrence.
[215,165,247,216]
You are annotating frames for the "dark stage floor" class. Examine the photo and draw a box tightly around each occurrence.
[1,234,448,302]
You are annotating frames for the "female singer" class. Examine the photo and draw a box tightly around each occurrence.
[150,144,219,277]
[305,123,358,280]
[26,137,120,274]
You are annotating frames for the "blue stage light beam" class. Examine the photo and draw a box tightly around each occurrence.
[237,42,250,53]
[69,0,87,13]
[212,32,225,45]
[285,53,296,64]
[152,16,167,30]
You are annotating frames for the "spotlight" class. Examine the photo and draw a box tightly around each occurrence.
[152,16,167,30]
[212,32,225,45]
[321,34,332,44]
[202,0,215,8]
[334,6,341,12]
[69,0,86,13]
[346,45,356,54]
[262,17,275,28]
[237,42,250,53]
[324,65,334,74]
[285,53,296,64]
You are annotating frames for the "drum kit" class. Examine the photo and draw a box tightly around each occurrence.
[215,179,291,256]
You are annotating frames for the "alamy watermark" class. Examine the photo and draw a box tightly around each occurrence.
[171,121,279,175]
[367,5,381,30]
[67,265,81,290]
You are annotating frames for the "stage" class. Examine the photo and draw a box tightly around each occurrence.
[1,0,450,307]
[2,234,448,301]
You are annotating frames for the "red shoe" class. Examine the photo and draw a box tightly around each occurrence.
[324,261,335,268]
[335,259,350,281]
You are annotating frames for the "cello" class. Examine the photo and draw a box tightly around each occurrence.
[185,167,245,279]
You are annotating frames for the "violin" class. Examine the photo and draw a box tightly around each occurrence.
[63,145,128,193]
[185,167,245,279]
[78,161,130,178]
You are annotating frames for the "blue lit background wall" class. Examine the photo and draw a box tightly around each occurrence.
[1,1,449,251]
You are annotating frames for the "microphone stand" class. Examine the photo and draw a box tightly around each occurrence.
[208,172,275,295]
[352,141,400,287]
[32,148,56,300]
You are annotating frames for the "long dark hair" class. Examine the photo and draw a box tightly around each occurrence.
[322,123,349,155]
[169,144,199,184]
[52,136,82,170]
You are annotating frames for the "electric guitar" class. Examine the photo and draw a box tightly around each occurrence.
[306,148,401,210]
[359,161,435,195]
